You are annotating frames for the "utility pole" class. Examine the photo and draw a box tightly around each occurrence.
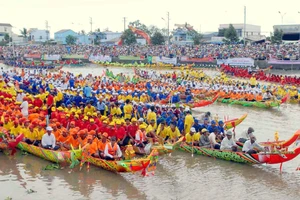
[244,6,246,46]
[45,20,50,41]
[167,12,170,45]
[90,17,94,45]
[123,17,127,32]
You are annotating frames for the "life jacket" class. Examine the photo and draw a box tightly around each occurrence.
[136,130,146,142]
[108,143,118,156]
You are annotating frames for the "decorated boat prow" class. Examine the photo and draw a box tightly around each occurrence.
[224,114,247,130]
[81,149,159,174]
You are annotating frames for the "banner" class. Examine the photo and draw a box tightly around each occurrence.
[62,54,88,59]
[89,55,112,62]
[268,59,300,65]
[24,53,41,59]
[181,56,214,63]
[152,56,177,65]
[217,58,254,66]
[118,56,145,61]
[42,54,61,61]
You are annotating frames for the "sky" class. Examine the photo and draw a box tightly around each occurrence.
[1,0,300,38]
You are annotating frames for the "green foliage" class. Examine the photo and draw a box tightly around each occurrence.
[151,32,165,45]
[20,28,28,38]
[191,32,203,45]
[129,20,150,35]
[271,29,283,44]
[4,33,10,42]
[218,28,227,37]
[186,27,203,45]
[42,163,60,170]
[65,35,77,45]
[223,24,239,44]
[121,29,137,45]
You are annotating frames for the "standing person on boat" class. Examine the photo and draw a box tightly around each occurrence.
[220,131,238,152]
[41,126,59,150]
[46,91,54,118]
[16,90,25,102]
[199,129,211,147]
[104,136,122,161]
[237,127,254,143]
[20,97,29,118]
[146,106,157,125]
[184,108,194,135]
[242,135,265,154]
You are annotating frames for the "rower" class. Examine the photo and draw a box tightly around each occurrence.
[242,135,265,154]
[185,127,200,146]
[104,136,122,161]
[199,129,210,147]
[209,128,221,149]
[135,124,148,147]
[41,126,59,150]
[220,131,238,152]
[166,122,181,142]
[237,127,254,143]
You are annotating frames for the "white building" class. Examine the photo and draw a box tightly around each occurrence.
[100,31,122,43]
[219,24,261,38]
[0,23,13,42]
[29,28,50,42]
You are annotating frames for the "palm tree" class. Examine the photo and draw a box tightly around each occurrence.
[20,28,28,38]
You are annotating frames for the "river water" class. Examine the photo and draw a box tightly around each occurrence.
[1,64,300,200]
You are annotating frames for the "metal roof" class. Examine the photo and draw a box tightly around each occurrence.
[0,23,12,27]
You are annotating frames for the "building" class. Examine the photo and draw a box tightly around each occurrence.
[99,31,122,44]
[218,24,266,43]
[0,23,12,42]
[273,24,300,41]
[77,34,95,45]
[54,29,77,44]
[29,29,50,43]
[219,24,261,38]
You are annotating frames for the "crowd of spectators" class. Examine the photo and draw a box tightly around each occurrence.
[1,43,299,60]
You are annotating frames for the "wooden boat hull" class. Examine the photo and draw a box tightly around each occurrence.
[17,142,72,163]
[81,149,158,173]
[224,114,247,130]
[184,94,219,108]
[177,144,300,165]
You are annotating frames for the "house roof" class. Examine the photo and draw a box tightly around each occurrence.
[55,29,74,34]
[0,23,12,27]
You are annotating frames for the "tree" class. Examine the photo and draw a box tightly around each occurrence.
[223,24,239,44]
[218,28,227,37]
[191,32,203,45]
[271,29,283,44]
[4,33,10,42]
[65,35,77,45]
[129,20,150,35]
[148,25,160,36]
[121,29,136,45]
[20,28,28,38]
[151,32,165,45]
[81,30,86,35]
